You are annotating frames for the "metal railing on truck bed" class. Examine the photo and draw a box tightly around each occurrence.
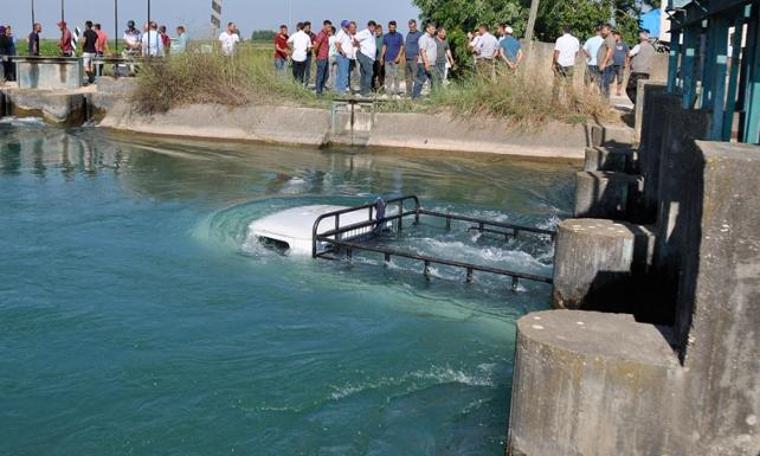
[311,196,556,291]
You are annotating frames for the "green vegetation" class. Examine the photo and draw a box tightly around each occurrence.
[131,43,611,127]
[412,0,649,71]
[131,44,319,114]
[250,30,276,42]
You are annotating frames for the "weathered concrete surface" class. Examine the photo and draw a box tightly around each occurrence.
[4,89,88,125]
[100,100,597,158]
[96,77,137,96]
[634,82,665,141]
[671,141,760,454]
[589,123,636,148]
[638,89,682,222]
[552,218,654,311]
[100,102,331,147]
[508,310,681,456]
[651,107,712,308]
[583,146,635,173]
[573,170,641,219]
[15,57,83,90]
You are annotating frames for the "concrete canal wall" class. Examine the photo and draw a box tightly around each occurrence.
[507,82,760,455]
[0,71,636,159]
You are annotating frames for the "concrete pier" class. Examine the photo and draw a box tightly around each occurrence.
[552,219,653,311]
[573,171,640,219]
[14,57,84,90]
[510,119,760,454]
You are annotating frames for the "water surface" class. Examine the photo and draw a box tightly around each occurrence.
[0,121,576,455]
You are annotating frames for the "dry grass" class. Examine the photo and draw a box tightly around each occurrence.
[131,44,319,114]
[427,70,612,127]
[131,44,612,126]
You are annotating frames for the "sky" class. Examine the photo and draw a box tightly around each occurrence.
[5,0,420,38]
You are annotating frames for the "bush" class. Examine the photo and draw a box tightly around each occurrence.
[131,44,317,114]
[428,70,612,126]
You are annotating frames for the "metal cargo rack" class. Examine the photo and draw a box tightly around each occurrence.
[311,196,556,291]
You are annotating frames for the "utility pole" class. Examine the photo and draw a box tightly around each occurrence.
[60,0,65,23]
[525,0,540,42]
[31,0,36,28]
[289,0,293,27]
[115,0,119,53]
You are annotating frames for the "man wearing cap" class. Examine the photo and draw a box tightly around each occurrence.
[626,31,656,105]
[403,19,423,97]
[333,20,354,94]
[58,21,73,57]
[498,25,523,71]
[123,20,141,74]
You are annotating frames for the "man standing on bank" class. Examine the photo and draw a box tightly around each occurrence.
[404,19,422,97]
[552,25,580,99]
[81,21,99,84]
[288,22,312,85]
[596,23,616,99]
[626,31,656,105]
[313,20,332,95]
[412,22,438,99]
[28,23,42,56]
[381,21,404,96]
[354,21,378,96]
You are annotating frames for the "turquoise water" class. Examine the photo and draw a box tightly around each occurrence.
[0,120,576,455]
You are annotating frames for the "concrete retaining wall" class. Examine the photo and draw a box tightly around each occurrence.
[15,58,84,90]
[100,100,601,159]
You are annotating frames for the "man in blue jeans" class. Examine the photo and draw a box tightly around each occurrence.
[354,21,378,96]
[412,22,438,99]
[313,20,332,95]
[597,23,616,99]
[334,20,355,94]
[404,19,423,97]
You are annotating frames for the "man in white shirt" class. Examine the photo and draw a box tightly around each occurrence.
[353,21,377,96]
[287,22,313,85]
[412,22,438,99]
[142,22,164,57]
[219,22,240,56]
[473,24,498,77]
[333,20,354,93]
[552,25,580,98]
[582,26,604,86]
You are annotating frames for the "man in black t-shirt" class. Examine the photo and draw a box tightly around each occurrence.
[28,23,41,56]
[81,21,99,84]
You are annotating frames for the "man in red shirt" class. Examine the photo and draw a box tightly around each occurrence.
[312,20,332,95]
[94,24,109,76]
[274,25,289,75]
[58,21,73,57]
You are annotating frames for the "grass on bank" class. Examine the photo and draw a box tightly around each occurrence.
[131,42,611,126]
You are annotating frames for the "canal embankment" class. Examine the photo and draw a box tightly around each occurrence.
[0,77,635,160]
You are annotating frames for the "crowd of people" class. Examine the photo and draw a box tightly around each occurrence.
[265,18,531,99]
[0,14,657,106]
[551,23,656,104]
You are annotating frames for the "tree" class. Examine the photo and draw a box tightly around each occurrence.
[412,0,650,66]
[250,30,276,42]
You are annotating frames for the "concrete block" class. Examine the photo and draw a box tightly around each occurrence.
[638,90,681,222]
[589,124,636,148]
[634,82,665,141]
[583,146,634,173]
[651,107,711,308]
[552,218,654,310]
[15,57,83,90]
[7,90,86,125]
[508,310,680,456]
[96,77,137,96]
[574,170,640,219]
[672,141,760,453]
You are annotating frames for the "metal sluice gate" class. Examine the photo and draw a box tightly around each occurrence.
[311,196,556,291]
